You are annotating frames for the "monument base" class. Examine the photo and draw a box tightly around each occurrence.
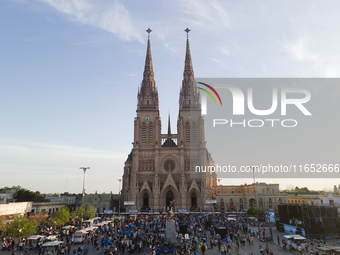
[165,220,176,244]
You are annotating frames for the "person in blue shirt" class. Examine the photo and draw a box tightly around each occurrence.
[83,246,88,255]
[73,248,77,255]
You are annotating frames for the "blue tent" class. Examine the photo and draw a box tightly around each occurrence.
[222,238,231,243]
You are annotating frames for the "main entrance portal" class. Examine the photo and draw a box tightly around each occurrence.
[166,190,174,207]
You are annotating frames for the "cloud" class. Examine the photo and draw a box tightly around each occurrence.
[177,0,230,29]
[282,34,340,77]
[38,0,144,42]
[283,34,318,64]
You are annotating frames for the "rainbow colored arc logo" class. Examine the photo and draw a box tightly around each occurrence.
[196,82,223,106]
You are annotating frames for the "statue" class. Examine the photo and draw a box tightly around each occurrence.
[168,200,175,220]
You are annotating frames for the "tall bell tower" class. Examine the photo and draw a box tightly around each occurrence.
[122,29,217,213]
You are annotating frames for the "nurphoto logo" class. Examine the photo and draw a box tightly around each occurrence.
[198,82,312,128]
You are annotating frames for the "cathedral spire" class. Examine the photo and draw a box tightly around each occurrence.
[167,113,171,136]
[184,28,193,76]
[179,28,199,109]
[142,28,155,91]
[137,28,159,111]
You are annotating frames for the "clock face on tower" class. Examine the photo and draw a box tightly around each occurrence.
[144,116,151,122]
[188,115,194,121]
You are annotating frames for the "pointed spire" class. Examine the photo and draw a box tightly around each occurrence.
[137,28,159,111]
[184,28,193,74]
[179,28,199,109]
[167,113,171,136]
[142,28,155,89]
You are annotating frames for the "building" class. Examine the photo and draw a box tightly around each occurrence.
[286,191,320,205]
[214,183,287,212]
[83,192,113,213]
[122,30,217,212]
[64,193,81,212]
[0,189,17,204]
[0,202,32,217]
[31,201,65,215]
[315,192,340,215]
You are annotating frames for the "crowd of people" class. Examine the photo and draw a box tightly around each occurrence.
[1,212,338,255]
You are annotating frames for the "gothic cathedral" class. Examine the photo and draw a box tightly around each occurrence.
[122,31,217,212]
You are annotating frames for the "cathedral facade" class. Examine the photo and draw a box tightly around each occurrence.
[122,31,217,212]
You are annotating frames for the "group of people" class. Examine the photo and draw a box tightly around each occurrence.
[4,212,333,255]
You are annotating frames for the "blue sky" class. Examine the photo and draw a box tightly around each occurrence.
[1,0,339,194]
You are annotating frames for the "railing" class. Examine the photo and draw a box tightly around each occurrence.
[161,134,178,145]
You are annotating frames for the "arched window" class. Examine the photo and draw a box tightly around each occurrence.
[230,199,234,210]
[269,198,273,209]
[191,193,197,207]
[166,190,174,207]
[142,125,146,143]
[185,124,190,143]
[239,199,244,210]
[149,125,153,143]
[143,193,149,207]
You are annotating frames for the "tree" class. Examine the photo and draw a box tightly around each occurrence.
[0,216,9,234]
[247,207,257,215]
[0,186,11,193]
[71,206,96,221]
[14,187,42,202]
[258,210,265,216]
[33,210,47,226]
[51,207,70,226]
[7,216,37,238]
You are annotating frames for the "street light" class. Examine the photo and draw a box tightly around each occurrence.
[117,179,122,217]
[80,167,90,222]
[252,167,260,232]
[19,228,22,248]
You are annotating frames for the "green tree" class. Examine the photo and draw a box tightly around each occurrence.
[0,186,11,193]
[84,206,96,219]
[51,207,70,226]
[14,187,42,202]
[247,207,257,215]
[0,215,9,234]
[71,206,96,221]
[7,216,37,238]
[33,210,47,226]
[258,210,265,216]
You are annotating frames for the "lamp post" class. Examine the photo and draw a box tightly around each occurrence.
[19,228,22,244]
[117,179,122,217]
[80,167,90,222]
[252,167,260,232]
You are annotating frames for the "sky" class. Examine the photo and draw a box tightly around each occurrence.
[1,0,340,194]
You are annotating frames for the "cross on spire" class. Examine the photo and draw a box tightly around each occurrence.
[184,28,190,34]
[146,28,152,34]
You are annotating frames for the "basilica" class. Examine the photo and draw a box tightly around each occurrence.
[121,30,217,212]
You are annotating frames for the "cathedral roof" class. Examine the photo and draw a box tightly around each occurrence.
[161,138,177,148]
[126,151,133,161]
